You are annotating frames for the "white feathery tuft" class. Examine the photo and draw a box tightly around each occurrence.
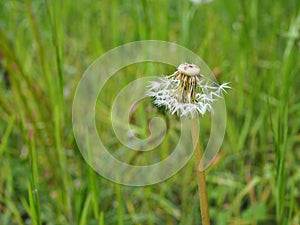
[147,73,230,118]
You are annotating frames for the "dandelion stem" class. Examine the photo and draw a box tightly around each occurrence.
[192,123,210,225]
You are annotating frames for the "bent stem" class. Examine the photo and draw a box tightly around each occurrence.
[192,124,210,225]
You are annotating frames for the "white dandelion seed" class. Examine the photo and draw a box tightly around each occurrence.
[146,63,230,118]
[189,0,213,5]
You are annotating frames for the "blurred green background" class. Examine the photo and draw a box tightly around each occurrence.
[0,0,300,224]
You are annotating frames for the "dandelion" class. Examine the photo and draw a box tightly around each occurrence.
[147,63,230,118]
[147,63,230,225]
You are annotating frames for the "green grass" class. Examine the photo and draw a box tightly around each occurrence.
[0,0,300,224]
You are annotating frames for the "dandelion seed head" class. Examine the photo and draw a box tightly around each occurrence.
[147,63,230,118]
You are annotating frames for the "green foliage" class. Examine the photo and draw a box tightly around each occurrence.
[0,0,300,224]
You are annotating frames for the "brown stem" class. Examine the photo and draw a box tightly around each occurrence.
[192,124,210,225]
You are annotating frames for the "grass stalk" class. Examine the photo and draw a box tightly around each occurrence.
[28,136,42,225]
[25,0,55,108]
[86,133,100,219]
[44,1,65,117]
[116,184,124,225]
[54,105,73,224]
